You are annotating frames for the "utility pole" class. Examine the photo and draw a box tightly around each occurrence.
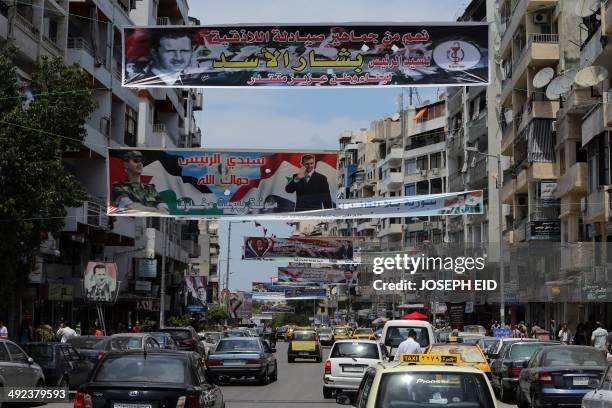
[225,221,232,314]
[159,218,168,329]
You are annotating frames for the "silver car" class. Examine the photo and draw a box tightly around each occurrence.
[0,339,45,388]
[582,364,612,408]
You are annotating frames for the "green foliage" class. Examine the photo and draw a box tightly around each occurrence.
[0,44,97,304]
[142,319,157,331]
[271,313,310,328]
[167,315,193,327]
[207,306,228,326]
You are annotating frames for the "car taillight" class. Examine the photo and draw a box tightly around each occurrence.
[509,367,522,377]
[246,358,263,364]
[184,395,200,408]
[74,391,93,408]
[325,360,331,375]
[537,371,553,384]
[182,338,195,345]
[97,351,105,359]
[206,359,222,366]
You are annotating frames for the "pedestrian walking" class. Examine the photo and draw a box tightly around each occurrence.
[132,321,142,333]
[549,319,558,341]
[0,321,7,338]
[36,322,54,342]
[56,322,77,343]
[394,330,421,361]
[531,322,542,338]
[591,322,608,351]
[94,325,104,336]
[558,324,572,344]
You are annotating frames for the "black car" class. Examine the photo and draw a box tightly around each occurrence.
[149,332,179,350]
[516,345,607,408]
[67,336,111,363]
[109,333,161,351]
[206,337,278,385]
[490,340,559,402]
[275,326,288,341]
[158,327,206,356]
[22,342,94,389]
[76,350,224,408]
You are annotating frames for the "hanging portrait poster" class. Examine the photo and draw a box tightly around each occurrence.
[122,23,489,88]
[185,275,207,313]
[278,266,357,285]
[83,262,119,304]
[107,148,338,217]
[244,236,362,264]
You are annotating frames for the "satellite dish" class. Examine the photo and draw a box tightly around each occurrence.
[574,0,600,17]
[504,108,514,124]
[546,71,576,100]
[574,66,609,87]
[533,67,555,88]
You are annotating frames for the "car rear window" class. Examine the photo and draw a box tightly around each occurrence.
[215,339,261,352]
[67,337,108,349]
[334,328,349,334]
[509,343,549,359]
[110,337,143,350]
[331,342,379,359]
[429,345,486,363]
[95,355,187,383]
[24,345,54,360]
[293,332,316,341]
[543,349,607,367]
[375,372,495,407]
[386,326,430,348]
[354,329,372,335]
[318,328,332,334]
[161,330,191,340]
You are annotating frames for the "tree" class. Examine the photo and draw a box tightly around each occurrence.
[207,306,228,326]
[0,44,97,306]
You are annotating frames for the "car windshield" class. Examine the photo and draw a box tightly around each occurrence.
[24,345,54,360]
[375,372,495,408]
[331,342,379,359]
[110,337,143,350]
[543,348,607,367]
[293,332,316,341]
[215,339,261,352]
[509,343,550,359]
[67,337,108,349]
[95,355,187,383]
[429,345,486,363]
[386,326,430,348]
[225,331,246,337]
[479,339,498,350]
[354,329,372,335]
[318,328,332,334]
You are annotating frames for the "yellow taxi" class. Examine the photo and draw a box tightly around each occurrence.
[351,327,376,340]
[425,343,492,379]
[332,326,353,341]
[335,353,497,408]
[288,328,322,363]
[284,325,299,341]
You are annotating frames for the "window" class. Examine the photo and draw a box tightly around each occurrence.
[431,178,443,194]
[0,344,9,361]
[430,152,442,169]
[417,156,428,171]
[125,106,138,147]
[576,142,587,163]
[6,343,27,363]
[405,183,416,196]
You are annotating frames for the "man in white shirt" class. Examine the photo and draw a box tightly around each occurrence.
[393,330,422,361]
[56,322,77,343]
[0,321,8,338]
[591,322,608,351]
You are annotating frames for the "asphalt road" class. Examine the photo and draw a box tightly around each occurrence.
[43,341,517,408]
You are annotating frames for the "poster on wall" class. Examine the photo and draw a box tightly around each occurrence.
[107,148,338,217]
[122,23,489,88]
[243,236,362,264]
[83,262,119,304]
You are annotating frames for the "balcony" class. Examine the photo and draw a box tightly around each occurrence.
[193,92,203,111]
[404,169,428,184]
[64,199,109,232]
[513,34,560,85]
[560,242,594,271]
[379,172,403,192]
[500,0,559,50]
[446,130,464,157]
[377,223,403,238]
[67,37,111,88]
[357,220,376,232]
[467,112,487,143]
[585,189,608,224]
[502,178,514,204]
[337,221,350,231]
[562,87,599,117]
[582,104,605,147]
[157,17,171,25]
[41,35,64,58]
[517,100,560,134]
[413,115,447,135]
[378,147,403,167]
[152,123,179,147]
[557,163,587,197]
[467,157,487,187]
[580,26,612,71]
[604,91,612,128]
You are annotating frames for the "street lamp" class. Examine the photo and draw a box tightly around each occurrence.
[464,146,506,325]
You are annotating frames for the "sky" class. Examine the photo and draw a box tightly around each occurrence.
[186,0,473,291]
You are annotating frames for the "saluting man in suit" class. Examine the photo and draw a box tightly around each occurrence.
[285,154,334,211]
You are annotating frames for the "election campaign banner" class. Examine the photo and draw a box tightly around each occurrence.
[122,23,489,88]
[244,236,362,264]
[251,281,321,292]
[252,292,287,301]
[83,262,120,304]
[107,148,338,217]
[252,300,295,314]
[285,288,328,300]
[229,291,252,319]
[278,266,357,285]
[185,275,207,313]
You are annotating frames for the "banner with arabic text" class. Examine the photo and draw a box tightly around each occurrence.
[285,288,328,300]
[251,281,321,292]
[107,148,338,217]
[278,266,358,285]
[244,236,362,264]
[122,24,489,88]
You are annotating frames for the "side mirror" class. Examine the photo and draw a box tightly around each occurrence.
[589,378,600,389]
[27,357,34,365]
[336,393,354,406]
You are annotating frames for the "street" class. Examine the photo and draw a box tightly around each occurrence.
[44,342,517,408]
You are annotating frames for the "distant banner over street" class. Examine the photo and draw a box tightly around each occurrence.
[122,23,489,88]
[107,148,338,217]
[278,266,357,285]
[244,236,362,264]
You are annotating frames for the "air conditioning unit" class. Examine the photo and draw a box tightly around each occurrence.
[581,197,587,213]
[533,13,549,24]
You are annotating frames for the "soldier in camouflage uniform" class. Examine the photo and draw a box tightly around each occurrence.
[112,150,169,214]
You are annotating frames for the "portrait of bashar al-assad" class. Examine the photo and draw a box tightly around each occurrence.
[85,264,113,302]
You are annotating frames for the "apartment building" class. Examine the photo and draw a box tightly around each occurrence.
[0,0,212,329]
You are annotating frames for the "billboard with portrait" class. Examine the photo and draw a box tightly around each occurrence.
[278,265,358,285]
[244,236,362,264]
[83,262,119,303]
[107,148,338,217]
[122,23,489,88]
[185,275,207,313]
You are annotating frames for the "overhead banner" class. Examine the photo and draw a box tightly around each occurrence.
[244,236,362,264]
[252,281,321,292]
[252,300,295,314]
[278,266,357,285]
[285,288,328,300]
[83,262,119,304]
[107,148,338,217]
[185,275,207,313]
[122,23,489,88]
[252,292,287,301]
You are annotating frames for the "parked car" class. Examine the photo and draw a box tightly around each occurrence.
[317,327,334,346]
[0,339,45,388]
[76,350,223,408]
[206,337,278,385]
[22,342,94,389]
[516,345,607,408]
[223,330,249,338]
[490,340,559,402]
[323,339,387,399]
[582,363,612,408]
[66,336,111,363]
[288,329,322,363]
[110,333,161,351]
[148,332,179,350]
[157,327,206,356]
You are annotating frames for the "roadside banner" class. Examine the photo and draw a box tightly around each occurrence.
[184,276,207,313]
[83,262,120,304]
[122,23,489,88]
[107,148,338,217]
[278,266,357,285]
[244,236,362,264]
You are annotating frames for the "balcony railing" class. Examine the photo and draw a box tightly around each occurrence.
[67,37,93,55]
[157,17,171,26]
[15,12,39,36]
[42,35,62,54]
[528,33,559,45]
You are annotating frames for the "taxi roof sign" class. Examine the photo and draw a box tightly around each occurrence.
[400,354,460,365]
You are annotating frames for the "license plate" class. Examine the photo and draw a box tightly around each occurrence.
[114,404,152,408]
[223,360,246,366]
[574,377,589,386]
[343,366,364,373]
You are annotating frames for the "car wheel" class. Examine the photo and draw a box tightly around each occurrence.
[323,386,333,399]
[271,362,278,381]
[258,367,269,385]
